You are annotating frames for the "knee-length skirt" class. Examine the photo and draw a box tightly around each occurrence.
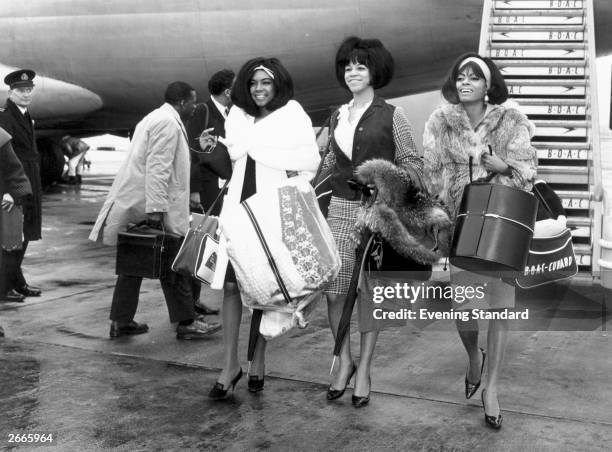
[325,196,361,295]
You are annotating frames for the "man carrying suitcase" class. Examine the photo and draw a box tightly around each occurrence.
[90,82,220,339]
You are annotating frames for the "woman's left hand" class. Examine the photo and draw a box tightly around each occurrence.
[481,153,509,174]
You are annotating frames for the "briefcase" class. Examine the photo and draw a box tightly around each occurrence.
[1,205,24,251]
[116,224,182,279]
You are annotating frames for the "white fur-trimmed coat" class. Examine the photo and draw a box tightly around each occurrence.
[423,103,537,220]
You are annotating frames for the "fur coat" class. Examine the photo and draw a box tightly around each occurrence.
[354,159,452,264]
[423,103,537,221]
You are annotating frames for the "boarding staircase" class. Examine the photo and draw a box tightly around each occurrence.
[479,0,603,276]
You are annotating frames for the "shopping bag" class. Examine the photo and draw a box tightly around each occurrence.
[221,176,340,338]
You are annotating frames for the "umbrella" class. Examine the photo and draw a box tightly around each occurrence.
[331,229,373,372]
[247,308,263,375]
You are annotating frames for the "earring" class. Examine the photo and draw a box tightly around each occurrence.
[484,93,489,103]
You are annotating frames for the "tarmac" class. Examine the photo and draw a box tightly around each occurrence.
[1,158,612,451]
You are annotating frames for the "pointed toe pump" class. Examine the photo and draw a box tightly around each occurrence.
[465,348,486,399]
[208,368,243,400]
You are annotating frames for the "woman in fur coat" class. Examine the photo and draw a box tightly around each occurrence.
[423,53,537,429]
[317,37,425,407]
[204,57,320,399]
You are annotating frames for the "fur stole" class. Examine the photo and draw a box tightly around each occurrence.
[353,159,452,264]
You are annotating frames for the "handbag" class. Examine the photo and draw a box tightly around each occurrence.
[0,205,24,251]
[116,222,182,279]
[171,179,229,279]
[514,182,576,288]
[514,228,577,289]
[450,153,538,276]
[193,213,221,284]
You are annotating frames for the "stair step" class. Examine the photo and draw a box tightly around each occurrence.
[555,190,592,210]
[519,98,586,105]
[494,1,584,9]
[536,148,590,160]
[555,190,592,199]
[508,86,585,96]
[562,196,591,210]
[490,42,585,59]
[491,29,584,42]
[492,24,584,32]
[493,8,584,16]
[523,103,586,115]
[538,166,589,184]
[574,244,592,267]
[493,15,583,25]
[494,59,586,66]
[533,141,590,149]
[532,119,588,138]
[499,65,585,77]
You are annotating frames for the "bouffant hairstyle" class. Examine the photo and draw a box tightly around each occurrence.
[441,53,508,105]
[164,81,195,104]
[335,36,395,90]
[231,57,294,117]
[208,69,235,95]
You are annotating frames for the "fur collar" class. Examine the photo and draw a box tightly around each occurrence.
[431,102,533,162]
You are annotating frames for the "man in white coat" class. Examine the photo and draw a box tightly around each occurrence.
[90,81,221,339]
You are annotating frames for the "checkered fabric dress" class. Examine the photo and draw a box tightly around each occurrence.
[322,106,422,295]
[325,196,361,294]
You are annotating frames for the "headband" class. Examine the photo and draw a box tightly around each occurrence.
[253,65,275,79]
[459,57,491,88]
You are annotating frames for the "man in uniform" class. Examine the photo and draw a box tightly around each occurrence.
[0,69,42,302]
[186,69,234,316]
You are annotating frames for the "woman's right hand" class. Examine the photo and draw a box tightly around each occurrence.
[1,193,15,211]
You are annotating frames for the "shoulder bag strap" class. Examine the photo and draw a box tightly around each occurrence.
[242,200,293,305]
[532,183,555,218]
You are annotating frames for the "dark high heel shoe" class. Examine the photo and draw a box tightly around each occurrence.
[208,368,243,400]
[326,362,357,401]
[248,375,265,393]
[352,376,371,408]
[465,348,486,399]
[481,389,503,429]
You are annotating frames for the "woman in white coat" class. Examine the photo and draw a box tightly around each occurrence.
[204,57,320,399]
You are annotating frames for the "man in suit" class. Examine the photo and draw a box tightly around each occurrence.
[0,69,42,302]
[186,69,234,316]
[90,81,221,339]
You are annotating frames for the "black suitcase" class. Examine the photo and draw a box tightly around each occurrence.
[116,224,182,279]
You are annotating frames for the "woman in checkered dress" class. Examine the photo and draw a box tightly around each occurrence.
[317,37,423,407]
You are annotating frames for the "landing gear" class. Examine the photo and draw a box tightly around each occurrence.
[38,137,65,188]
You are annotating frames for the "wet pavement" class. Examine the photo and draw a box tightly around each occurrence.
[1,169,612,451]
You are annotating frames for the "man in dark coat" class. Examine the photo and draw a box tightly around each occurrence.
[0,127,32,308]
[0,69,42,301]
[186,69,234,316]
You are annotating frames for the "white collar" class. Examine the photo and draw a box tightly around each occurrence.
[211,96,228,118]
[17,105,28,115]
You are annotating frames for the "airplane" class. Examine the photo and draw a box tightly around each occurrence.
[0,0,611,184]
